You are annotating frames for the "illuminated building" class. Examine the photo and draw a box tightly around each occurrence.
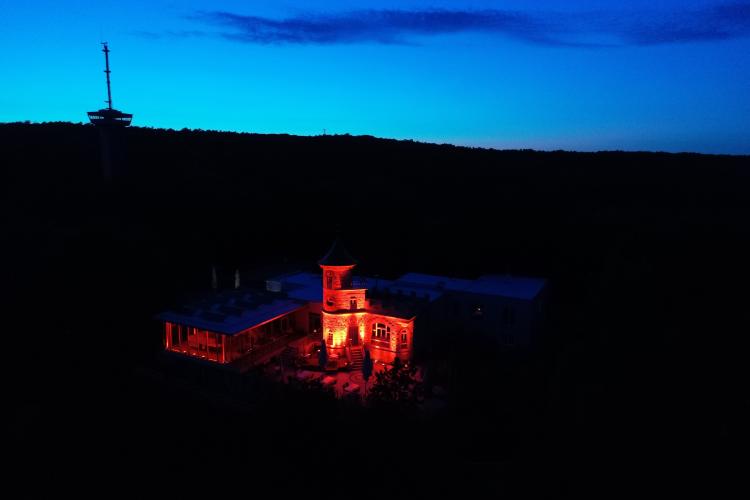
[158,239,546,371]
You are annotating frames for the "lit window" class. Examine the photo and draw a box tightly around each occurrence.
[371,323,390,341]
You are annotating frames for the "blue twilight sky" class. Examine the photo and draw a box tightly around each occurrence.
[1,0,749,153]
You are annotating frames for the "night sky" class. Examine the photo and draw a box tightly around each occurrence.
[2,0,749,153]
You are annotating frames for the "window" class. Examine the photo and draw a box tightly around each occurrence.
[350,297,357,310]
[326,272,333,289]
[326,296,334,308]
[473,304,484,318]
[400,331,408,346]
[371,323,391,341]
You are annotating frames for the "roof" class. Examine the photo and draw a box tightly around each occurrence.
[365,292,427,320]
[157,268,545,334]
[269,271,322,302]
[266,269,545,303]
[318,238,357,266]
[395,273,546,300]
[368,278,445,303]
[156,288,306,335]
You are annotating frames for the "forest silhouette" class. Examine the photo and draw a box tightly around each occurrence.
[5,121,746,494]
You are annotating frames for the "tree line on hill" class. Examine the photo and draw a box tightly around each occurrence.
[4,121,746,494]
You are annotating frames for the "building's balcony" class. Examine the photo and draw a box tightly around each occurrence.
[166,344,223,363]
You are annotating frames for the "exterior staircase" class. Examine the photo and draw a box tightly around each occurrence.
[349,345,364,370]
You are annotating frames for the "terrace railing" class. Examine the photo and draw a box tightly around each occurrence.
[230,330,306,372]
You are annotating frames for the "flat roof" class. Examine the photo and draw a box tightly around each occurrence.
[369,279,445,303]
[270,270,545,301]
[159,270,545,334]
[268,271,322,302]
[156,289,306,335]
[395,272,546,300]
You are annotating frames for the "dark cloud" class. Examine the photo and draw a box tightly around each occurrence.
[622,3,750,45]
[191,9,544,45]
[180,4,750,47]
[131,29,209,40]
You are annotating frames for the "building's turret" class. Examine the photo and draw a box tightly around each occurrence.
[319,238,357,310]
[319,239,366,350]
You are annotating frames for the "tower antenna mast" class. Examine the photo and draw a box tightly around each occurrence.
[102,42,113,109]
[87,42,132,127]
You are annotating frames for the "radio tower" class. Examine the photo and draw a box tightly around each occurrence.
[88,43,132,127]
[88,43,133,180]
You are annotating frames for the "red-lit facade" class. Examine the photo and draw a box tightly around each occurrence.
[163,308,303,365]
[320,262,414,365]
[160,239,549,372]
[161,239,415,369]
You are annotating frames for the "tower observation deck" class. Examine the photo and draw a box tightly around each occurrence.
[88,42,132,127]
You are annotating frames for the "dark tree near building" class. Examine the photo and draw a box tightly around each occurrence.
[362,348,373,395]
[367,358,423,409]
[318,341,328,371]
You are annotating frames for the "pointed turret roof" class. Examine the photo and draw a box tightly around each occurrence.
[318,238,357,266]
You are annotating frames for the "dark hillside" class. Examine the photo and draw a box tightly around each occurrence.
[5,122,748,493]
